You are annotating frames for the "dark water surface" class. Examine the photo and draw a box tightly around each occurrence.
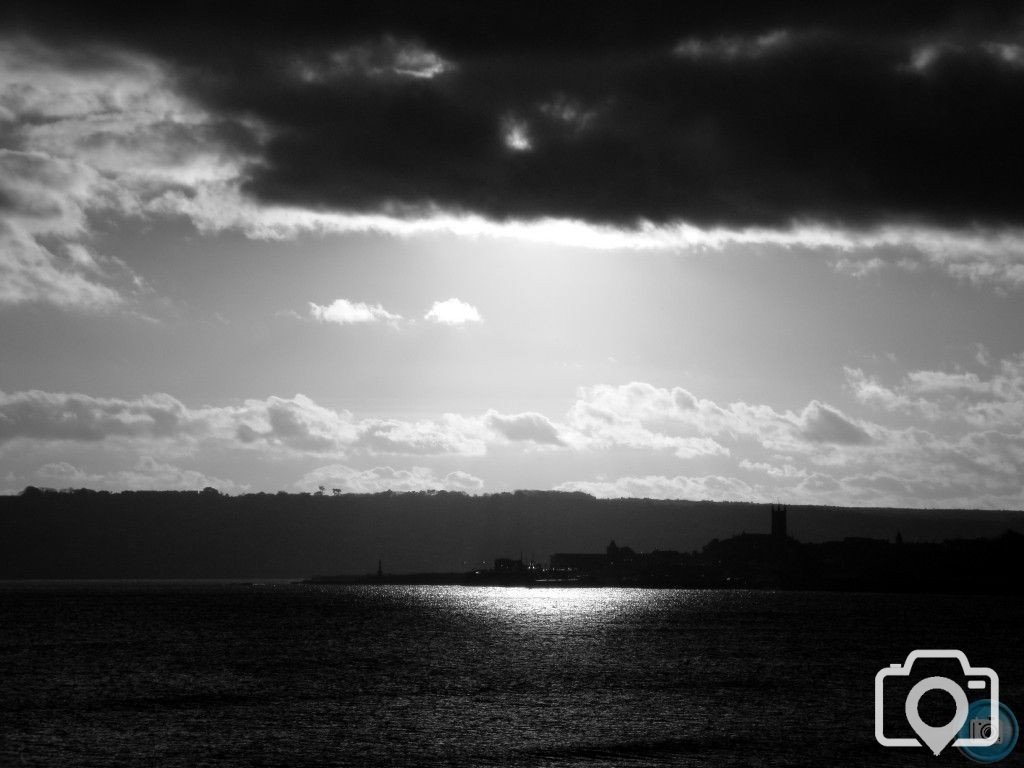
[1,583,1021,767]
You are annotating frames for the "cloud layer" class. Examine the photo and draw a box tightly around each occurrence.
[6,3,1022,230]
[4,358,1022,507]
[4,22,1024,304]
[0,37,246,309]
[296,465,483,494]
[31,457,244,494]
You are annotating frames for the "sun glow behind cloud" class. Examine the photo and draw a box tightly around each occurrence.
[4,32,1024,318]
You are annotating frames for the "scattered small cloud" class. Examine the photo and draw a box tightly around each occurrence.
[501,115,532,152]
[982,42,1024,68]
[292,36,454,83]
[905,40,1024,74]
[538,94,599,133]
[309,298,401,325]
[673,30,793,60]
[424,298,483,325]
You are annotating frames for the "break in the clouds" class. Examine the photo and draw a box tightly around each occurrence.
[1,3,1023,513]
[0,3,1024,295]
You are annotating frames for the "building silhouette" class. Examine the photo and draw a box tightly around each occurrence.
[550,551,608,571]
[772,502,787,538]
[494,557,524,572]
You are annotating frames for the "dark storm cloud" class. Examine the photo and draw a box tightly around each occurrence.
[4,1,1024,228]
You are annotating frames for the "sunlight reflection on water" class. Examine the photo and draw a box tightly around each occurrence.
[2,584,1022,767]
[448,586,652,620]
[393,584,735,625]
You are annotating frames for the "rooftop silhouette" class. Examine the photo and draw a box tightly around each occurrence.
[313,502,1024,594]
[3,488,1023,591]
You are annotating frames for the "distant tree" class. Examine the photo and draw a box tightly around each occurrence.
[316,485,325,496]
[331,488,342,496]
[201,486,220,497]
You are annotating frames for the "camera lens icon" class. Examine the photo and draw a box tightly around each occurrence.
[875,650,1001,755]
[972,719,996,741]
[959,699,1020,764]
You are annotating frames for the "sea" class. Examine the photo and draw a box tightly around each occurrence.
[1,582,1021,767]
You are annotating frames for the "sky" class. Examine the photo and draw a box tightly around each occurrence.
[1,1,1023,508]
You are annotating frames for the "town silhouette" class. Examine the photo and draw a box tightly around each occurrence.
[312,502,1024,593]
[4,487,1021,592]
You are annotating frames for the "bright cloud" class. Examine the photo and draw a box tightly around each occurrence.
[567,382,874,454]
[846,355,1024,429]
[293,37,454,83]
[3,360,1023,507]
[424,298,483,325]
[309,298,401,324]
[152,178,1024,290]
[0,38,244,310]
[0,382,889,461]
[501,114,532,152]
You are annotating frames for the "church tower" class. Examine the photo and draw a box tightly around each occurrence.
[771,503,787,539]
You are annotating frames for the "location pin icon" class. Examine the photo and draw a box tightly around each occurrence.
[905,677,969,756]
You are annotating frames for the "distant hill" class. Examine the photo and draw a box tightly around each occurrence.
[1,488,1022,579]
